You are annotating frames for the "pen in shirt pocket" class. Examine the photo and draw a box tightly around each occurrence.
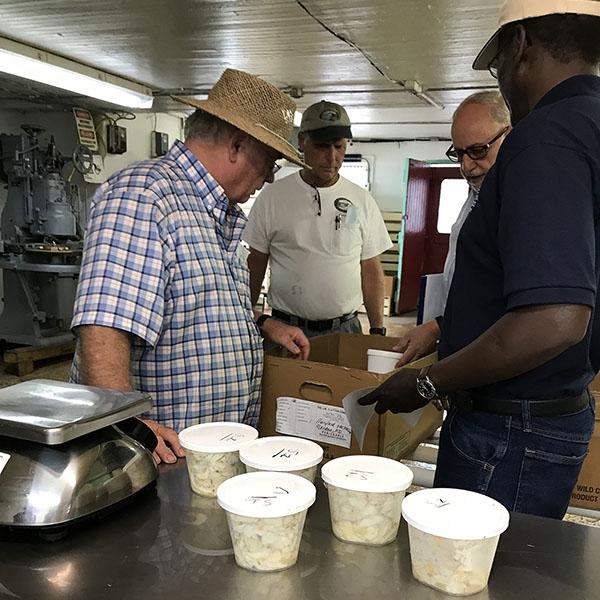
[335,214,341,230]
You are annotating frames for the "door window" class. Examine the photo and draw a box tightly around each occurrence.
[436,179,469,233]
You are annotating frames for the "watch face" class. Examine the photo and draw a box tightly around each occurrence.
[416,377,437,400]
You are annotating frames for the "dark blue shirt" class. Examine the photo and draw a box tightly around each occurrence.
[439,75,600,400]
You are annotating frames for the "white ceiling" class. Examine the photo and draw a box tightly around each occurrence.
[0,0,503,140]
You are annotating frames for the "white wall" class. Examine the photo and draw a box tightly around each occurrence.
[348,140,450,212]
[93,112,184,186]
[0,108,183,222]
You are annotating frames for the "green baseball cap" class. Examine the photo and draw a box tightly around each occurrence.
[299,100,353,141]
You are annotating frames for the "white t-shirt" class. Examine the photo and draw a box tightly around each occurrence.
[243,172,392,320]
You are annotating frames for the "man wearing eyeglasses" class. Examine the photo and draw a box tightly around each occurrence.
[244,100,392,339]
[70,69,310,465]
[394,92,510,367]
[360,1,600,519]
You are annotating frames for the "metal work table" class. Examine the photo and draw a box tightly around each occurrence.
[0,461,599,600]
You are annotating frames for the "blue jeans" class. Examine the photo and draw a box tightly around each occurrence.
[433,391,595,519]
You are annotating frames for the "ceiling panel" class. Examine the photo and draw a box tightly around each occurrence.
[0,0,504,138]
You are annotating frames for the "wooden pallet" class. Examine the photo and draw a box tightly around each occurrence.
[3,341,76,376]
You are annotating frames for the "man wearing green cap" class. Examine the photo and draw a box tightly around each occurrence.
[244,100,392,339]
[359,0,600,519]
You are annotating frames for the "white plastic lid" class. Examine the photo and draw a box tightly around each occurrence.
[402,488,510,541]
[217,471,316,518]
[321,455,414,493]
[239,436,324,471]
[367,349,403,360]
[179,422,258,453]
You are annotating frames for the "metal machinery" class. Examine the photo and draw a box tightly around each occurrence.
[0,125,90,346]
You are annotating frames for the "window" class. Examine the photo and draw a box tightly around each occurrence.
[437,179,469,234]
[340,159,370,190]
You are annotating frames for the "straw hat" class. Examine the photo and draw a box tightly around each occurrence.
[174,69,306,167]
[473,0,600,70]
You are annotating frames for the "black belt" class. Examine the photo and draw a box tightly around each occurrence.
[450,390,589,417]
[272,309,358,332]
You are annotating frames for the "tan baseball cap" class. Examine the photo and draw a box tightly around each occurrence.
[299,100,353,141]
[473,0,600,70]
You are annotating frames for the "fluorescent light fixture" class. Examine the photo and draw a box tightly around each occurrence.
[294,110,303,128]
[0,36,154,109]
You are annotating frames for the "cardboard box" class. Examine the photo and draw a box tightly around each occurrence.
[259,333,442,462]
[571,389,600,510]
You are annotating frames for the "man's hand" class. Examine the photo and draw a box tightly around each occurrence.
[262,318,310,360]
[358,368,430,414]
[393,320,440,367]
[141,418,186,465]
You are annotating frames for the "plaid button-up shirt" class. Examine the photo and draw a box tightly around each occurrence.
[70,140,263,431]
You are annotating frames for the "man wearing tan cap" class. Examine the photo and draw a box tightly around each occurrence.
[360,1,600,519]
[244,100,392,339]
[69,69,310,464]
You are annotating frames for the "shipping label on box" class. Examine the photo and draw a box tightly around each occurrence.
[276,397,352,449]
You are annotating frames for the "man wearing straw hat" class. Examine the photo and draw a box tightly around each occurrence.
[70,69,310,464]
[360,0,600,518]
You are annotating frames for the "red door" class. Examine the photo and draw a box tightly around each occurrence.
[397,162,463,313]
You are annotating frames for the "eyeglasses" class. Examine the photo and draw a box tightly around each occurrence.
[446,126,509,163]
[488,51,501,79]
[488,35,513,79]
[265,159,281,181]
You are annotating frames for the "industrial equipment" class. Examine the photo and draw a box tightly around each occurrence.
[0,124,90,346]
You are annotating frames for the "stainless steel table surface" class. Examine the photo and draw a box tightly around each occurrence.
[0,460,599,600]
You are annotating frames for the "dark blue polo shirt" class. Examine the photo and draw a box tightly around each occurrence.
[439,75,600,400]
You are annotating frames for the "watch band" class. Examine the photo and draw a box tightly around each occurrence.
[256,314,272,335]
[369,327,386,336]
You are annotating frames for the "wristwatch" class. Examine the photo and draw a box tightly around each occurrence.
[369,327,386,336]
[256,314,272,336]
[416,365,439,401]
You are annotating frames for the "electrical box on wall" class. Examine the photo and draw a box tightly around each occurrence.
[106,124,127,154]
[151,131,169,157]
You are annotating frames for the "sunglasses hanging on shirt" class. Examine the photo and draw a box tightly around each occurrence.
[312,186,322,216]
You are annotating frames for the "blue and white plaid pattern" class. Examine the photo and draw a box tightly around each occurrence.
[71,140,263,432]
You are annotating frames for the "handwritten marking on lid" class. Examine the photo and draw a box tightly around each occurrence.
[247,496,277,506]
[428,497,451,508]
[220,433,246,442]
[345,469,375,481]
[272,448,300,459]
